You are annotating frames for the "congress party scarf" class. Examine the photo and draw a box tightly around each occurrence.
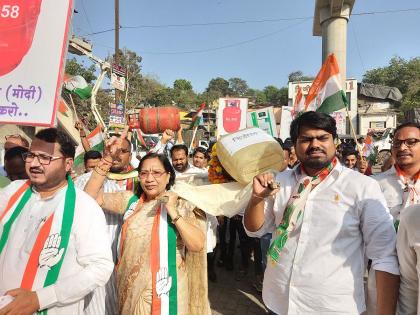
[0,177,76,315]
[120,194,178,315]
[268,158,337,263]
[394,165,420,229]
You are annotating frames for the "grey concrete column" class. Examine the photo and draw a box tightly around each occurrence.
[319,4,351,87]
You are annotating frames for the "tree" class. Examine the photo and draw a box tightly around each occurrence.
[363,56,420,111]
[206,77,231,99]
[173,79,193,91]
[172,79,196,109]
[229,77,249,97]
[288,71,314,82]
[65,58,97,83]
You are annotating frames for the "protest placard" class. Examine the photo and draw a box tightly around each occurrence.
[247,106,277,137]
[217,98,248,137]
[0,0,73,126]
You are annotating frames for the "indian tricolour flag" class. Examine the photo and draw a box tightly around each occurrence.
[292,86,305,119]
[304,54,348,114]
[63,74,92,100]
[189,102,206,129]
[74,125,104,167]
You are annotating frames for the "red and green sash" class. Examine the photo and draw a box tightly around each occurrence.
[0,177,76,315]
[268,158,337,263]
[120,195,178,315]
[394,165,420,229]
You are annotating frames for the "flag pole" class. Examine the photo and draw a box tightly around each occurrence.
[189,126,199,154]
[68,94,80,121]
[345,106,363,156]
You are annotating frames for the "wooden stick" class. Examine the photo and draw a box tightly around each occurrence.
[345,106,363,157]
[68,93,79,121]
[188,126,199,154]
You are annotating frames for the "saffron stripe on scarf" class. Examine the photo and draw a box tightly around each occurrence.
[159,207,169,315]
[0,180,30,222]
[21,213,55,290]
[151,206,162,315]
[0,186,33,254]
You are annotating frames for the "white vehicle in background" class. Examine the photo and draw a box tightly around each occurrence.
[373,128,394,165]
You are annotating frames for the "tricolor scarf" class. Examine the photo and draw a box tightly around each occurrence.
[394,165,420,229]
[268,158,337,263]
[0,177,76,315]
[120,195,178,315]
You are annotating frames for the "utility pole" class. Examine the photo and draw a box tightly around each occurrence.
[114,0,120,103]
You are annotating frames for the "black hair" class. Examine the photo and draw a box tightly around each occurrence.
[274,138,284,149]
[394,122,420,137]
[342,150,358,159]
[34,128,75,159]
[83,150,102,164]
[170,144,188,158]
[4,146,28,161]
[193,146,209,160]
[290,111,337,144]
[135,153,176,197]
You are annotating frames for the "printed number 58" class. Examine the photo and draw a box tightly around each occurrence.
[1,5,20,18]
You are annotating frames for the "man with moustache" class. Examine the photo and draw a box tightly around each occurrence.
[373,122,420,313]
[75,135,137,315]
[0,128,113,314]
[244,111,399,315]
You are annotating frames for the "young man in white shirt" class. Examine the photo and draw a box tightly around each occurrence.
[0,128,113,314]
[244,111,399,315]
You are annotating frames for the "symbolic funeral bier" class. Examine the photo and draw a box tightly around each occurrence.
[216,128,284,185]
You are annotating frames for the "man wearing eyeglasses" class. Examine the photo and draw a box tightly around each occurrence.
[74,135,137,315]
[375,122,420,222]
[374,122,420,313]
[0,128,113,314]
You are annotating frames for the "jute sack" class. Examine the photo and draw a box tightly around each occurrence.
[216,128,284,185]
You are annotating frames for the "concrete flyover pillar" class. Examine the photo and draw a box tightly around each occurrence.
[313,0,355,88]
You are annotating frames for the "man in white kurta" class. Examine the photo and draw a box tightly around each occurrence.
[0,127,113,315]
[0,181,113,314]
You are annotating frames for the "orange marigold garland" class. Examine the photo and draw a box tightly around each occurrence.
[208,143,233,184]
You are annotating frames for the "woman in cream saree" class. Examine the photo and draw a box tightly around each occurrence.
[85,143,211,315]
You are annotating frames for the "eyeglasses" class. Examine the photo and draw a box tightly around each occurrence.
[392,138,420,149]
[139,170,167,179]
[22,152,65,165]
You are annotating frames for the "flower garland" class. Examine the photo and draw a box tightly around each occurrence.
[208,144,233,184]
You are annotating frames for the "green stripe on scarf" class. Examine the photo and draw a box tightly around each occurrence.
[167,215,178,315]
[38,177,76,315]
[0,187,33,254]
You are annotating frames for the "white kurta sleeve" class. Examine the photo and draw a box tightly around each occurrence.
[397,204,420,315]
[244,195,276,238]
[360,180,399,275]
[36,192,114,310]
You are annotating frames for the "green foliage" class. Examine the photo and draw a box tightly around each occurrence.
[229,77,249,97]
[65,58,97,83]
[206,77,231,98]
[362,56,420,111]
[173,79,193,91]
[263,86,288,105]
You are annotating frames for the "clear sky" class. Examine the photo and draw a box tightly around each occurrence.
[71,0,420,93]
